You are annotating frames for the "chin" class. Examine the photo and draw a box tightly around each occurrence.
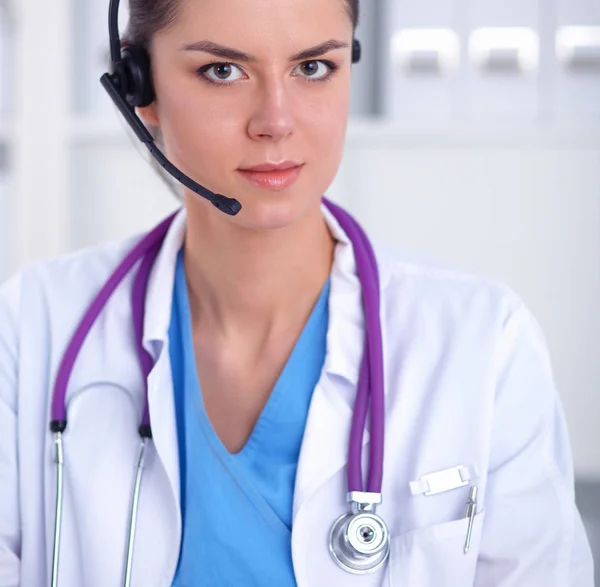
[227,185,323,232]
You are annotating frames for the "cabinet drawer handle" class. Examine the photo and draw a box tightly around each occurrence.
[556,26,600,69]
[391,28,460,74]
[469,27,539,72]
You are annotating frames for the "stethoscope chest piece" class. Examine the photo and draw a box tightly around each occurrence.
[329,510,390,574]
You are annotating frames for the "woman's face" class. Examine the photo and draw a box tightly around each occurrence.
[142,0,354,231]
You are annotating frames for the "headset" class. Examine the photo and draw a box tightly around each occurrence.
[100,0,362,217]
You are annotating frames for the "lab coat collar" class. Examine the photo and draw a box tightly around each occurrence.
[142,206,187,352]
[321,203,380,386]
[142,201,390,384]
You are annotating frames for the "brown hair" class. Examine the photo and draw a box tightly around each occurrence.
[125,0,360,48]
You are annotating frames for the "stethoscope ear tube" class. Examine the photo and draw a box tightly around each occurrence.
[51,433,65,587]
[123,438,150,587]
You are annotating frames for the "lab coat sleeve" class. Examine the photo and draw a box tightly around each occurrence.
[475,301,595,586]
[0,275,22,587]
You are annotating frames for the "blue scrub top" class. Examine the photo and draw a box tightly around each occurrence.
[169,250,330,586]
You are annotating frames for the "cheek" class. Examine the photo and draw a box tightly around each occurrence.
[153,67,231,145]
[302,90,350,168]
[159,89,242,170]
[173,107,238,151]
[301,75,352,146]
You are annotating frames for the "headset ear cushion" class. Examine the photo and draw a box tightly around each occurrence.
[352,39,362,64]
[120,45,155,107]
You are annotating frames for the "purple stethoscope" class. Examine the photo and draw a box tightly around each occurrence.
[48,200,388,585]
[49,2,385,583]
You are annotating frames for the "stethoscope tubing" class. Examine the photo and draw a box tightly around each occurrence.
[132,240,164,433]
[51,213,177,426]
[123,438,149,587]
[51,433,64,587]
[48,200,387,584]
[323,200,384,494]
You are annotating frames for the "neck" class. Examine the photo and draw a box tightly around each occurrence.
[182,197,336,341]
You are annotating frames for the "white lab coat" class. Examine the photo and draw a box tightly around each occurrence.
[0,206,594,587]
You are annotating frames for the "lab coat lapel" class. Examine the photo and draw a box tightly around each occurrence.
[142,208,187,517]
[292,370,368,522]
[293,204,383,520]
[292,204,394,587]
[292,285,366,520]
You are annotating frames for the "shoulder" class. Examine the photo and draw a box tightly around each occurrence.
[15,235,139,295]
[374,240,524,326]
[372,239,552,383]
[372,239,558,429]
[0,233,143,345]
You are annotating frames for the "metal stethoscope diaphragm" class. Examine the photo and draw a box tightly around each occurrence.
[329,491,390,573]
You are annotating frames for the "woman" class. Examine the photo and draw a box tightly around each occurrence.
[0,0,594,585]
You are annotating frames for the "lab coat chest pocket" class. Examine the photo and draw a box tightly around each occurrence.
[382,509,485,587]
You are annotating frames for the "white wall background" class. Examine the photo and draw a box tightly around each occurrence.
[0,0,599,485]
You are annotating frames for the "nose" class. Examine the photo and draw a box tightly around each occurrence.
[247,80,295,142]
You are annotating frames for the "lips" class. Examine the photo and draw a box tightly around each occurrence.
[240,161,301,172]
[236,162,304,191]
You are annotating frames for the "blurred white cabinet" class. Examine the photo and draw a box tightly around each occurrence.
[558,0,600,27]
[72,0,129,116]
[465,0,540,123]
[381,0,463,127]
[0,1,14,117]
[380,0,545,126]
[380,0,600,125]
[552,0,600,120]
[0,2,13,280]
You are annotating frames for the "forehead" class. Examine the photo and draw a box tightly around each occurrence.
[164,0,352,51]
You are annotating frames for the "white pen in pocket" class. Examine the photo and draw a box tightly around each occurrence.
[463,485,478,554]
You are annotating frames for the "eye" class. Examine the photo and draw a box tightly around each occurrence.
[197,62,245,84]
[293,60,338,81]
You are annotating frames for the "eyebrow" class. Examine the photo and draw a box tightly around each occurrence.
[180,39,350,62]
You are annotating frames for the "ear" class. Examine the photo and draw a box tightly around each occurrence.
[137,103,160,127]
